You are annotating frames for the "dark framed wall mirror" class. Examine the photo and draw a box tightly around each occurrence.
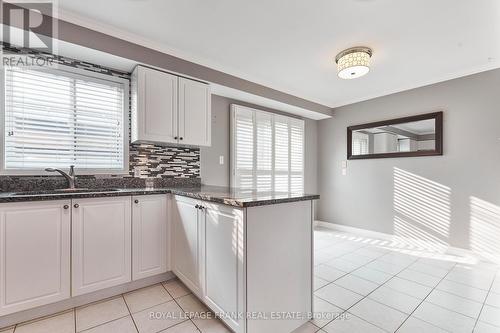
[347,111,443,159]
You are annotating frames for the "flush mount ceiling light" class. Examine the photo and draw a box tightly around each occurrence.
[335,47,373,79]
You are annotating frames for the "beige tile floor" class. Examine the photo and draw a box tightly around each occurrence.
[312,227,500,333]
[2,226,499,333]
[1,279,234,333]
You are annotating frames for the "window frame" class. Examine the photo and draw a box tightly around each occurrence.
[0,64,130,175]
[230,104,305,193]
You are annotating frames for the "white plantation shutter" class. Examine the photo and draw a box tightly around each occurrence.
[290,118,305,193]
[231,105,304,192]
[2,66,128,173]
[274,115,289,192]
[233,106,254,189]
[352,132,369,155]
[256,111,273,191]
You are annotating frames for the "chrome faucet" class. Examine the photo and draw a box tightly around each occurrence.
[45,165,76,189]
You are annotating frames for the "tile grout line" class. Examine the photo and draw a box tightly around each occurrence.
[121,294,140,333]
[74,295,140,333]
[160,280,201,332]
[78,314,132,332]
[157,319,197,333]
[472,274,497,331]
[10,308,76,332]
[439,276,495,293]
[393,262,458,332]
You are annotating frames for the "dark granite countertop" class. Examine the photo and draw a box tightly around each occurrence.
[0,185,319,208]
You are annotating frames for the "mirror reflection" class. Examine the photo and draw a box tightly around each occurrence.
[351,119,436,155]
[348,112,443,159]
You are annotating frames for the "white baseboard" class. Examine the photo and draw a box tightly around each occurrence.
[314,220,496,263]
[314,221,394,241]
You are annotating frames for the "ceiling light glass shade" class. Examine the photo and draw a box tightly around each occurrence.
[335,47,372,79]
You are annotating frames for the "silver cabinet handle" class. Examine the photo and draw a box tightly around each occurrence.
[134,199,139,204]
[195,204,199,209]
[63,204,69,210]
[73,203,79,208]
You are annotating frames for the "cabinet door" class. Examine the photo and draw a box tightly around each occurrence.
[132,66,178,144]
[172,196,203,297]
[72,197,132,296]
[132,195,168,280]
[0,200,71,316]
[204,203,245,333]
[178,77,211,146]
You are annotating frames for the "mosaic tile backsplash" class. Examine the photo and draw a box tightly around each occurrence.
[0,43,201,191]
[130,144,200,179]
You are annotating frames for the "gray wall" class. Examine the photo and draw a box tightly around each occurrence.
[201,95,318,194]
[317,69,500,254]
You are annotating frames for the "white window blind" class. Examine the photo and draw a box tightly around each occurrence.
[352,132,369,155]
[231,105,304,193]
[1,66,128,173]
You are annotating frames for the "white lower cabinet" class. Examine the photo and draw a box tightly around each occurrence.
[132,194,168,280]
[204,203,245,333]
[172,195,204,297]
[72,196,132,296]
[0,194,311,333]
[0,200,71,316]
[172,196,245,332]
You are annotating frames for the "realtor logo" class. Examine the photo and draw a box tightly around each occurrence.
[1,0,58,67]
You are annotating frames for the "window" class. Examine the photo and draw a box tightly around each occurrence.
[231,105,304,192]
[0,65,129,174]
[352,132,369,155]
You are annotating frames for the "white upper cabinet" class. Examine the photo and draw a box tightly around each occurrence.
[132,195,169,281]
[178,77,211,146]
[0,200,71,316]
[131,66,211,147]
[131,66,178,144]
[72,197,132,296]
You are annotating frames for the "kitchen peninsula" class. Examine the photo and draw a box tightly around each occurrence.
[0,185,318,333]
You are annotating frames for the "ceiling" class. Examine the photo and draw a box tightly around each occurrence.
[394,120,435,135]
[363,119,435,136]
[57,0,500,109]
